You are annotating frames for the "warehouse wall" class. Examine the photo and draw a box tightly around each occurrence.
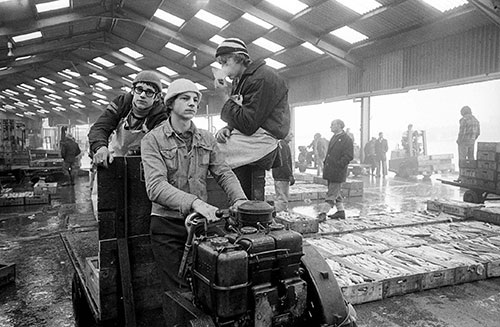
[288,24,500,105]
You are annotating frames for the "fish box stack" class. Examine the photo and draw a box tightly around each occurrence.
[458,142,500,191]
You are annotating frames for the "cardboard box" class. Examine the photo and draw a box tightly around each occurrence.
[459,159,477,168]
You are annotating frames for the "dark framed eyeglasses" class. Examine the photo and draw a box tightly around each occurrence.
[133,86,157,98]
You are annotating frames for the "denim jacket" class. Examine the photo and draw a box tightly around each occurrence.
[141,119,247,218]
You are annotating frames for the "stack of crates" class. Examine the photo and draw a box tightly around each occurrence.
[0,119,15,170]
[459,142,500,192]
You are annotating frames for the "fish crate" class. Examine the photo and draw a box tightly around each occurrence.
[275,211,319,234]
[472,207,500,226]
[476,151,497,162]
[458,159,477,169]
[24,193,50,205]
[486,260,500,277]
[426,199,482,218]
[84,256,100,305]
[477,161,498,171]
[477,142,500,152]
[324,257,383,304]
[34,181,58,195]
[0,263,16,288]
[0,192,26,207]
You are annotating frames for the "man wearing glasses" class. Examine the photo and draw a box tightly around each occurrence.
[89,70,167,167]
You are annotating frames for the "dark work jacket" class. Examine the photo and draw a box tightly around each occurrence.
[61,139,81,164]
[88,93,168,154]
[272,140,293,181]
[221,59,290,139]
[323,131,354,183]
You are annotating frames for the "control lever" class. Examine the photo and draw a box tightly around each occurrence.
[178,212,206,279]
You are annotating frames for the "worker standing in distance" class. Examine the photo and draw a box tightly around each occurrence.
[320,119,354,220]
[213,38,290,201]
[140,79,248,293]
[88,70,168,167]
[375,132,389,177]
[457,105,480,160]
[272,133,295,212]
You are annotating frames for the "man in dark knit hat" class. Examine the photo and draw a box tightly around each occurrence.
[214,37,290,200]
[88,70,168,168]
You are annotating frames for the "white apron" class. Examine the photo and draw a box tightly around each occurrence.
[218,128,278,169]
[109,114,149,156]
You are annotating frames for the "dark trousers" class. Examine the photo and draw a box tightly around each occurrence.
[150,215,189,293]
[233,164,266,201]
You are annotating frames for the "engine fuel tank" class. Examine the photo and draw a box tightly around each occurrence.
[192,236,249,318]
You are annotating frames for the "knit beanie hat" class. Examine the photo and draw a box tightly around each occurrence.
[164,79,202,104]
[215,38,249,58]
[133,70,162,93]
[461,106,472,115]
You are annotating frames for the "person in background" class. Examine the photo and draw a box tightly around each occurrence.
[308,133,329,176]
[345,128,355,144]
[213,38,290,201]
[60,134,81,186]
[141,78,248,293]
[272,133,295,212]
[375,132,389,177]
[319,119,354,220]
[88,70,167,168]
[363,137,377,175]
[457,105,480,160]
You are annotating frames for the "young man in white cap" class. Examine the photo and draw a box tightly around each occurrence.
[141,78,247,293]
[88,70,167,168]
[214,38,291,201]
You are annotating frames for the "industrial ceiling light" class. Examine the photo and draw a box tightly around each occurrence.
[7,42,13,56]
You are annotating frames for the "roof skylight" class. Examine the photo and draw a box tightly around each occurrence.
[242,13,273,29]
[164,42,190,55]
[265,58,286,70]
[125,63,142,72]
[36,0,69,13]
[120,47,143,59]
[420,0,468,12]
[330,26,368,44]
[209,35,225,46]
[95,82,112,90]
[15,56,32,61]
[39,77,56,84]
[92,92,107,100]
[89,73,108,82]
[195,83,207,91]
[62,81,78,88]
[41,87,56,93]
[153,9,185,27]
[264,0,308,15]
[335,0,382,15]
[157,66,178,76]
[62,69,80,77]
[301,42,324,55]
[194,10,228,28]
[12,31,42,43]
[70,89,84,96]
[253,37,284,53]
[93,57,114,68]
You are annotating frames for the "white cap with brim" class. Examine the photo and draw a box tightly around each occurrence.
[164,78,202,104]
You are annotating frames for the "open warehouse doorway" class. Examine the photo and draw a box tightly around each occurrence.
[294,78,500,171]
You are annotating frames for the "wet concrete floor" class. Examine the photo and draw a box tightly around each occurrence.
[0,171,499,326]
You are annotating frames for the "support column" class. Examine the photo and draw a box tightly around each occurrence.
[359,97,370,163]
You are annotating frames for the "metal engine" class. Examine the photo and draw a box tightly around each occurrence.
[168,200,356,327]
